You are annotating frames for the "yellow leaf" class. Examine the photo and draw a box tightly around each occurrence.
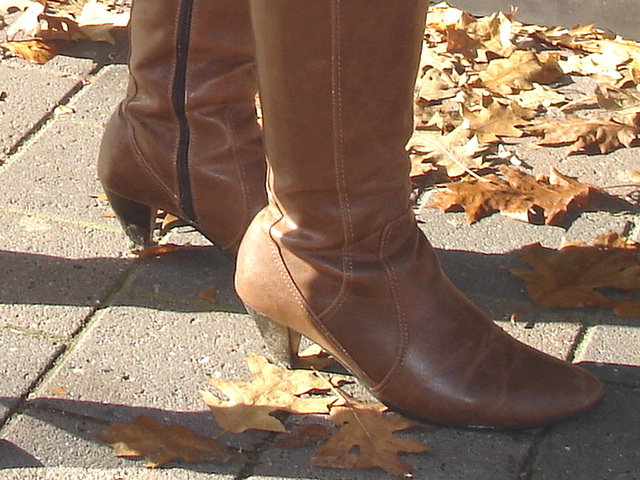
[202,354,340,433]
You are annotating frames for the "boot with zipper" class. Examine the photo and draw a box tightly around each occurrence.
[98,0,266,253]
[236,0,603,429]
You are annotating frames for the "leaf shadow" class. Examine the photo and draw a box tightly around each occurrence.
[1,360,639,476]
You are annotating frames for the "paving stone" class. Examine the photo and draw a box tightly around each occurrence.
[0,66,128,230]
[527,384,640,480]
[31,306,269,425]
[575,325,640,387]
[0,406,241,477]
[249,414,532,480]
[116,245,243,313]
[497,318,582,361]
[0,329,63,423]
[0,66,79,156]
[0,468,234,480]
[0,210,131,336]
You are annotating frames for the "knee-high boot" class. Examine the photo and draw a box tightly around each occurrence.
[236,0,603,428]
[98,0,266,253]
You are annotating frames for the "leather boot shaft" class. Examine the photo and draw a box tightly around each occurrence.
[237,0,602,428]
[252,0,421,246]
[99,0,266,252]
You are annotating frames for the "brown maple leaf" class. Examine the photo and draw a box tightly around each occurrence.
[98,416,233,468]
[202,354,339,433]
[510,234,640,318]
[312,403,428,477]
[427,166,598,225]
[527,106,640,154]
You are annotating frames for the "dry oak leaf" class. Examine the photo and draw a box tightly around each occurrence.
[510,237,640,318]
[1,39,58,63]
[527,111,640,154]
[0,0,42,14]
[98,416,233,468]
[461,100,527,143]
[409,128,489,178]
[479,50,563,95]
[312,403,428,477]
[202,354,339,433]
[427,166,597,225]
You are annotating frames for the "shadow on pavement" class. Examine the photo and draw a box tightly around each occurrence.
[1,245,639,326]
[0,362,638,476]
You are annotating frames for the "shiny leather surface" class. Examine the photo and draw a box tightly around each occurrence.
[237,0,603,428]
[98,0,266,252]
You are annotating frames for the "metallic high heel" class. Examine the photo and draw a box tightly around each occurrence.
[245,305,301,368]
[104,188,155,250]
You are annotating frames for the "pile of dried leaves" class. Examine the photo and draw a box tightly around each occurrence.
[99,353,429,476]
[0,0,128,63]
[412,2,640,174]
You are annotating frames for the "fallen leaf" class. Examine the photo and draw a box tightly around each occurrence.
[202,354,340,433]
[1,39,58,63]
[134,244,184,259]
[480,51,563,95]
[98,416,233,468]
[508,83,566,110]
[161,213,182,231]
[312,403,428,477]
[417,67,460,102]
[198,285,218,304]
[53,104,74,115]
[409,128,489,178]
[527,112,640,154]
[462,100,526,142]
[628,168,640,183]
[510,236,640,317]
[613,301,640,319]
[4,0,44,38]
[0,0,42,15]
[427,166,598,225]
[49,386,69,396]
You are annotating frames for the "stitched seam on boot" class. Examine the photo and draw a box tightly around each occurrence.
[220,105,250,250]
[372,213,409,393]
[117,2,183,211]
[322,0,353,320]
[267,215,375,386]
[123,112,183,207]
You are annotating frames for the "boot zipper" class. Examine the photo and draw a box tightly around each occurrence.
[172,0,196,220]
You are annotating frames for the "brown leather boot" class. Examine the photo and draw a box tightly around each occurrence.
[236,0,603,429]
[98,0,266,253]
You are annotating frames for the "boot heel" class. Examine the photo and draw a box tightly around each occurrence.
[104,188,156,249]
[245,305,301,367]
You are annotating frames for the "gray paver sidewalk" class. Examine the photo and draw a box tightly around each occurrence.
[1,34,639,480]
